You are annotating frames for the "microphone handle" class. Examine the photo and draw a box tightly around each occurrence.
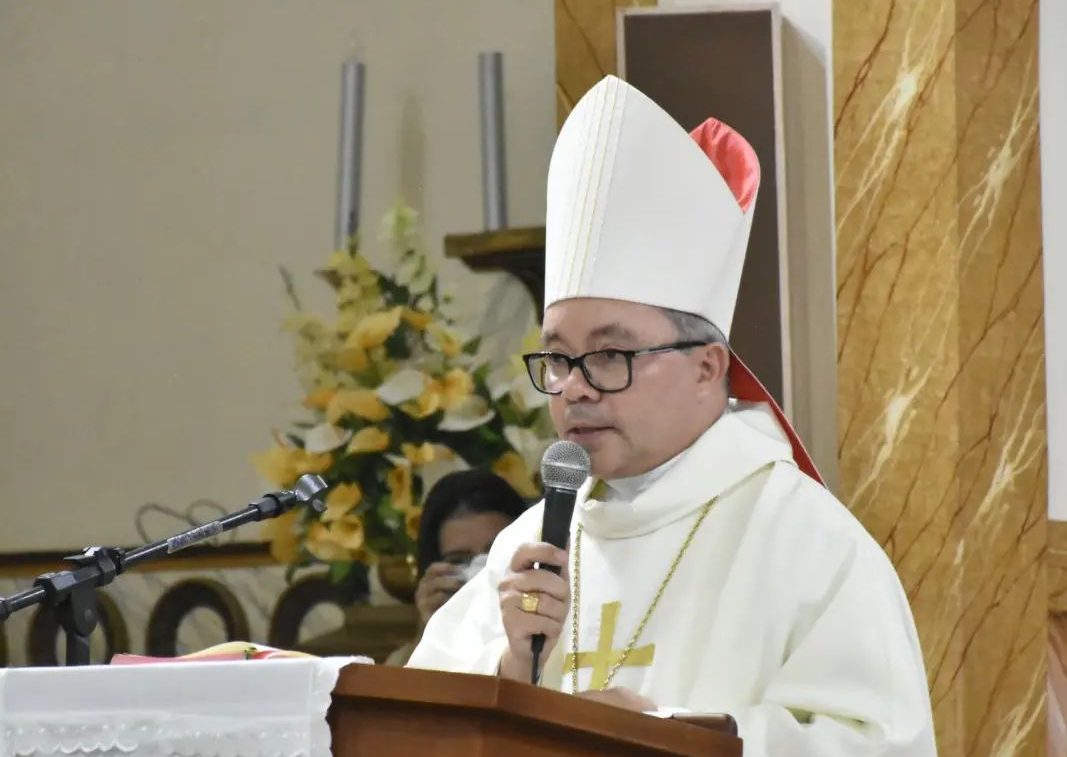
[541,486,575,551]
[531,486,577,663]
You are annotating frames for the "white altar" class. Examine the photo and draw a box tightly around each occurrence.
[0,657,365,756]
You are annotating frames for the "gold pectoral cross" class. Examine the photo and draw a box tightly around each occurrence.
[563,601,656,690]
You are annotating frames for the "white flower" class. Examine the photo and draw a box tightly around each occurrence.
[419,455,470,494]
[487,364,513,400]
[438,395,495,432]
[419,352,448,377]
[407,263,435,294]
[511,375,549,411]
[504,425,552,473]
[378,204,421,251]
[303,423,353,454]
[395,257,420,287]
[487,362,548,409]
[376,368,426,405]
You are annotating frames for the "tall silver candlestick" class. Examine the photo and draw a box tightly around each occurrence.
[335,58,365,250]
[478,51,508,230]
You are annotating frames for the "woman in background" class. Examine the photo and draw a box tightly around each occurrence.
[386,469,527,666]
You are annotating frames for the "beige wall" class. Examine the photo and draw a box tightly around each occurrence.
[0,0,554,551]
[1043,0,1067,520]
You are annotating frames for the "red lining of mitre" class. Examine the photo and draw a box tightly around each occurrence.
[728,350,824,486]
[689,118,760,214]
[689,118,820,484]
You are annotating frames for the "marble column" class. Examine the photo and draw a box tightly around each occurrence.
[555,0,656,127]
[834,0,1046,753]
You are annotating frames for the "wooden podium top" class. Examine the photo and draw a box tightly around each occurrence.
[330,664,742,756]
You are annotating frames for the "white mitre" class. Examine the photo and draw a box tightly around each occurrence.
[542,75,823,484]
[543,74,759,338]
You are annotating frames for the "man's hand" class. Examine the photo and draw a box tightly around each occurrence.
[497,542,570,681]
[577,687,658,713]
[414,562,465,627]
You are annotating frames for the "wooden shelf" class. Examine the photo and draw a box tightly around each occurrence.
[444,226,546,316]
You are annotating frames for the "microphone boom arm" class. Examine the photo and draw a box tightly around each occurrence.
[0,474,327,666]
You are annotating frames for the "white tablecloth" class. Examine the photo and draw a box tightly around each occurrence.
[0,657,368,756]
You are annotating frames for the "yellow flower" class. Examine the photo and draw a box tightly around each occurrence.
[427,324,462,358]
[347,427,390,454]
[337,280,366,305]
[492,451,539,499]
[306,522,346,562]
[253,446,295,488]
[294,448,333,476]
[331,516,366,551]
[387,464,414,512]
[262,509,301,564]
[368,347,395,377]
[325,250,374,279]
[346,307,403,350]
[400,369,472,419]
[335,310,361,335]
[323,483,363,522]
[402,380,443,419]
[510,325,546,376]
[252,445,333,488]
[440,368,474,410]
[303,387,336,411]
[306,516,365,562]
[401,442,453,467]
[521,326,543,353]
[401,308,432,330]
[311,369,340,393]
[405,508,422,541]
[282,312,329,335]
[326,389,390,423]
[336,346,368,373]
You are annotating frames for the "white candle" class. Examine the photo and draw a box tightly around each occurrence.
[335,58,365,250]
[478,51,508,230]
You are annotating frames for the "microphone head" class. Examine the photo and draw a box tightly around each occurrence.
[541,441,591,492]
[293,474,329,513]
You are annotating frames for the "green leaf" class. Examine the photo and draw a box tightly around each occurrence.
[384,324,412,359]
[499,404,520,426]
[462,336,482,356]
[472,363,492,385]
[366,533,392,553]
[329,561,353,583]
[378,497,402,522]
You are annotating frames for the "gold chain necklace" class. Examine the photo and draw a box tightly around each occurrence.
[569,495,718,694]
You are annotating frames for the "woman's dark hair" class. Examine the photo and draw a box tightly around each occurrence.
[416,469,528,574]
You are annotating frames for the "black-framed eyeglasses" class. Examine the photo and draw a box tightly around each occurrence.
[522,341,710,395]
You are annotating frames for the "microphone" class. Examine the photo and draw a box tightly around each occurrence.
[539,441,591,555]
[150,473,328,556]
[530,441,590,684]
[0,474,330,666]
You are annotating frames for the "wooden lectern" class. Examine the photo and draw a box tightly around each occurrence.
[330,665,742,756]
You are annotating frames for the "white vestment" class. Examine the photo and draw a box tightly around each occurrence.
[408,405,937,756]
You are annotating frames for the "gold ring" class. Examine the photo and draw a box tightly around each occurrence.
[520,591,540,613]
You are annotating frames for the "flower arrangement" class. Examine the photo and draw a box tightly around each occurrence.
[254,203,553,581]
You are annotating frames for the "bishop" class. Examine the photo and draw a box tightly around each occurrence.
[409,75,936,756]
